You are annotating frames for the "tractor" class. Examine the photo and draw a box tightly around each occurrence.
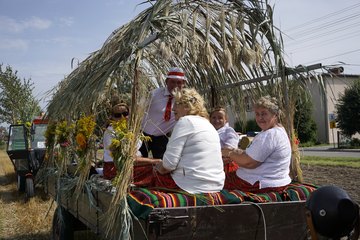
[6,116,47,198]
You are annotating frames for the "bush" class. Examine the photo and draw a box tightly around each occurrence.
[235,119,261,134]
[350,138,360,147]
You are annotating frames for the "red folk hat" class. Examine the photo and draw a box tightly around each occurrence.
[165,67,187,81]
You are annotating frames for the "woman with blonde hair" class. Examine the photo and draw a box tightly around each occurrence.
[152,88,225,194]
[222,96,292,193]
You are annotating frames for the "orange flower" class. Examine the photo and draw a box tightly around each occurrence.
[76,133,87,149]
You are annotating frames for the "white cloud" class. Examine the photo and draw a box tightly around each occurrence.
[0,38,28,50]
[104,0,127,7]
[59,17,74,27]
[32,36,81,47]
[0,16,51,33]
[0,16,21,32]
[24,16,52,30]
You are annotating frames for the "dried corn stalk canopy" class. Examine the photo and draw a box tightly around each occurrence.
[47,0,285,121]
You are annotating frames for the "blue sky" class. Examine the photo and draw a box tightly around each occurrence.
[1,0,359,109]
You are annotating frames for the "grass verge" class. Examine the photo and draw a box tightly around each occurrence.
[301,156,360,168]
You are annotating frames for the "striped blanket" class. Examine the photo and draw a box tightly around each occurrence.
[128,182,317,219]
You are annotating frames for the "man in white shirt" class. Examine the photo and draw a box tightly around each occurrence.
[139,67,187,158]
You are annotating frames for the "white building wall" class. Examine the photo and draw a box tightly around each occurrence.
[226,72,360,145]
[308,73,359,144]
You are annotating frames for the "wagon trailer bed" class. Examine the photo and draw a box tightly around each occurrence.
[46,173,317,240]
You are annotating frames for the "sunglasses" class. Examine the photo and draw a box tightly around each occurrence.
[113,112,129,118]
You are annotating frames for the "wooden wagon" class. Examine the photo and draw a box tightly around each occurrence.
[46,171,318,240]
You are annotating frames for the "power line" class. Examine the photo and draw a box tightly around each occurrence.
[288,12,360,38]
[286,25,360,50]
[303,48,360,65]
[284,2,360,32]
[277,1,360,69]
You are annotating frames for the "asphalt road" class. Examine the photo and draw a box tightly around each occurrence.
[299,146,360,158]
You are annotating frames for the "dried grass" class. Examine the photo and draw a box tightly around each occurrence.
[13,197,55,235]
[0,151,55,240]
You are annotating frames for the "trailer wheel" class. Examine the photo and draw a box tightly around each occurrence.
[25,177,34,198]
[17,174,26,192]
[52,206,74,240]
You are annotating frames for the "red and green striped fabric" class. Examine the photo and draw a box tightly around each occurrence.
[127,182,317,219]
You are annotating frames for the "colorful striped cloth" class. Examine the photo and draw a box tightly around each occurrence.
[127,182,317,219]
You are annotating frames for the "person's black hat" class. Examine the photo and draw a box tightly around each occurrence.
[306,185,359,238]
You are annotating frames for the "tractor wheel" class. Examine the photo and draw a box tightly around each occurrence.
[52,206,74,240]
[17,174,26,192]
[25,177,34,198]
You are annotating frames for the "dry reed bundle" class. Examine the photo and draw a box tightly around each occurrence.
[105,84,150,239]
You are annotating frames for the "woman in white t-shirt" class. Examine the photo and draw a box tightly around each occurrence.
[210,107,239,149]
[221,96,292,193]
[210,107,240,174]
[154,88,225,194]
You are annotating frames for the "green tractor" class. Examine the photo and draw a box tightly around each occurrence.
[6,117,47,198]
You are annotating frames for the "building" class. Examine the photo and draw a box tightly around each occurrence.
[307,68,359,144]
[227,67,359,145]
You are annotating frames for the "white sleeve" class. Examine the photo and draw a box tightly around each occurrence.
[162,117,194,170]
[223,127,240,149]
[103,128,112,149]
[103,127,114,162]
[246,130,275,162]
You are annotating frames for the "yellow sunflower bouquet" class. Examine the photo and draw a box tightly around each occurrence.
[75,115,96,160]
[74,115,97,195]
[55,120,75,147]
[53,120,75,173]
[109,117,134,174]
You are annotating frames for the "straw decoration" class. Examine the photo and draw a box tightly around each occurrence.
[254,42,263,67]
[158,41,172,60]
[230,14,241,56]
[241,45,256,67]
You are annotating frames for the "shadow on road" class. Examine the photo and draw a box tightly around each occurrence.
[0,172,16,186]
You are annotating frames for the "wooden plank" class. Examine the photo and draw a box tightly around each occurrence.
[147,202,308,240]
[76,193,99,232]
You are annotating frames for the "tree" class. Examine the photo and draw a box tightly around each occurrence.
[0,64,41,125]
[0,126,7,146]
[336,79,360,136]
[294,93,317,145]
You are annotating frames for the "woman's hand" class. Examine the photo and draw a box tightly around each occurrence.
[135,157,162,166]
[222,148,261,169]
[154,162,171,175]
[221,148,234,159]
